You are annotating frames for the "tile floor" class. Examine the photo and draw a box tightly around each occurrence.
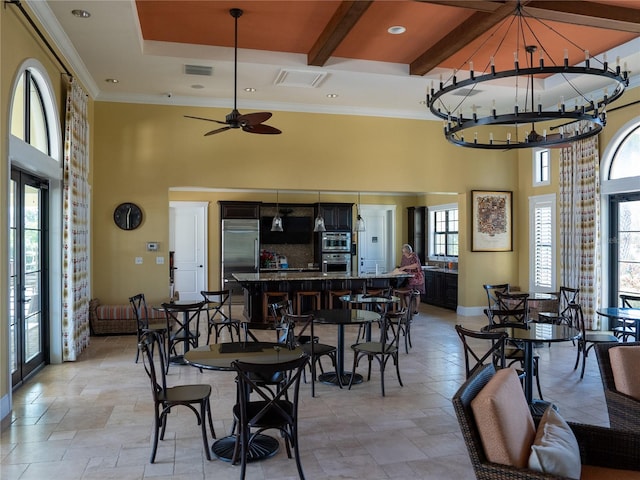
[1,304,609,479]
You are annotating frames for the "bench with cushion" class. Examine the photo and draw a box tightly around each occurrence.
[89,298,165,335]
[453,364,640,479]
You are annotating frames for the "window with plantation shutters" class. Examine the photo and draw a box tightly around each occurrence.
[529,194,556,292]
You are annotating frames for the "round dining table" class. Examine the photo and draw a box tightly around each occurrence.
[184,341,305,462]
[486,323,579,415]
[308,309,380,386]
[597,307,640,341]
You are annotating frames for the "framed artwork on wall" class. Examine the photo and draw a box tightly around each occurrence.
[471,190,513,252]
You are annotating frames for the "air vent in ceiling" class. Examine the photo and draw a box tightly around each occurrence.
[274,69,328,88]
[184,64,213,76]
[451,88,481,97]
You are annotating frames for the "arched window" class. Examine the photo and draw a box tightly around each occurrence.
[602,118,640,306]
[608,125,640,180]
[11,68,53,157]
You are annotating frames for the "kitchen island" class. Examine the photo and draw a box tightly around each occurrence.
[233,271,413,326]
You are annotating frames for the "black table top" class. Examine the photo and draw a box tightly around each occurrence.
[309,309,381,325]
[184,341,304,371]
[489,323,579,343]
[597,307,640,320]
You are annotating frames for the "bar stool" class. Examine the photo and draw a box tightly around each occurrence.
[393,288,413,312]
[263,291,289,322]
[295,291,321,314]
[326,290,351,309]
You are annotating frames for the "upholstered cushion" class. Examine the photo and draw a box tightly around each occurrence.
[529,406,581,479]
[610,346,640,400]
[470,367,536,468]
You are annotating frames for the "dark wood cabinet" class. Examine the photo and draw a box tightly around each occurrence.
[317,203,353,231]
[424,269,457,310]
[220,201,260,219]
[407,206,426,263]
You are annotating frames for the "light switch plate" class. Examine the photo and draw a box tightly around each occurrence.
[135,257,143,264]
[156,256,165,265]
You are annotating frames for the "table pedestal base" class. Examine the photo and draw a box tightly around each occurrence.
[169,355,186,365]
[318,371,363,386]
[529,399,557,417]
[212,434,279,463]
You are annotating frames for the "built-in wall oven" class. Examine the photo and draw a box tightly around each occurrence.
[321,232,351,252]
[322,253,351,273]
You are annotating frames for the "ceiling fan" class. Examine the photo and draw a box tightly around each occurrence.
[185,8,281,136]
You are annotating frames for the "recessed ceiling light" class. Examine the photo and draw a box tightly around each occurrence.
[244,87,256,92]
[71,9,91,18]
[326,93,338,98]
[388,25,406,35]
[105,78,119,83]
[191,84,204,89]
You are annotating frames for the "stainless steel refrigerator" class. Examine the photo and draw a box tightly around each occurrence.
[221,219,260,302]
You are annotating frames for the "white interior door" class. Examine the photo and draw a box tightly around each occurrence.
[169,202,208,301]
[357,205,396,275]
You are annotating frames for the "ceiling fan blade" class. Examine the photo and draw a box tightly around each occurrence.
[205,126,233,136]
[185,115,228,125]
[238,112,272,126]
[242,124,282,135]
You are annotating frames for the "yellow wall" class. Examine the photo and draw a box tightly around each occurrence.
[92,101,521,308]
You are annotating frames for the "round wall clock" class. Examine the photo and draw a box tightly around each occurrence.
[113,202,143,230]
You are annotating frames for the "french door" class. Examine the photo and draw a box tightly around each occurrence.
[608,192,640,305]
[10,168,48,387]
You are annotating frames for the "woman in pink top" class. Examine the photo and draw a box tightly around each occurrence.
[398,244,424,314]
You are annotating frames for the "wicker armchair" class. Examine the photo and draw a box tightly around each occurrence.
[452,364,640,479]
[595,341,640,432]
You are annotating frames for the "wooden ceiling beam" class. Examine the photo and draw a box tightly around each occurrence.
[410,2,518,76]
[525,1,640,33]
[307,1,373,67]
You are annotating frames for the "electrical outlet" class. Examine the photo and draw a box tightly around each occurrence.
[135,257,143,264]
[156,256,165,265]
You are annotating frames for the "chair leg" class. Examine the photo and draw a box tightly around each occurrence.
[348,353,360,390]
[394,353,403,388]
[200,401,212,461]
[150,405,161,463]
[534,359,543,400]
[379,355,386,397]
[292,423,306,480]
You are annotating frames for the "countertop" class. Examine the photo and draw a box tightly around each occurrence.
[422,265,458,275]
[233,271,413,282]
[259,267,320,272]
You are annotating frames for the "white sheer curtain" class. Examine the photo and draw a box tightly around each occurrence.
[559,133,601,329]
[62,78,91,360]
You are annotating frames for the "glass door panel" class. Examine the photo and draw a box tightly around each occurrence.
[609,193,640,305]
[10,169,47,388]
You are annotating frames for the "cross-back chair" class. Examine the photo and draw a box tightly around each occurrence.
[130,293,169,364]
[389,290,420,353]
[348,309,404,396]
[201,289,242,343]
[482,283,509,310]
[231,355,310,480]
[613,294,640,341]
[162,301,204,372]
[455,324,507,378]
[567,302,619,379]
[138,331,215,463]
[282,313,339,395]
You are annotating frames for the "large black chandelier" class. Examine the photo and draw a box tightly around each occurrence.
[426,1,629,150]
